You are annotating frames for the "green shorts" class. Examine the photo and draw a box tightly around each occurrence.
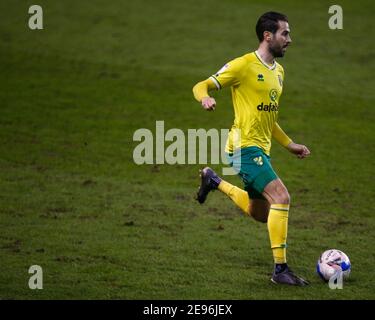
[227,146,278,199]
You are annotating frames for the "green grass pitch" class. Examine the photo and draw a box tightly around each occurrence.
[0,0,374,299]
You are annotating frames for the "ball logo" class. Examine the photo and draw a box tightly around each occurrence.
[316,249,351,289]
[269,89,278,102]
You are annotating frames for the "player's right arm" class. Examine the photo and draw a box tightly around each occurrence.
[192,56,246,111]
[192,78,217,111]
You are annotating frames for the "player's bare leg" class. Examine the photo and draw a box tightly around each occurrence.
[248,199,270,223]
[197,168,308,285]
[262,178,290,204]
[262,178,309,286]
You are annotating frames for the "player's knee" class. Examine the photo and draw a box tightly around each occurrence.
[264,179,290,205]
[279,191,290,204]
[270,190,290,204]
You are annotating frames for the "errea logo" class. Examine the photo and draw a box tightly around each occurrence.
[257,74,264,81]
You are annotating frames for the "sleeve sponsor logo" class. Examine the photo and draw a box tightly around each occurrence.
[278,75,283,87]
[215,63,229,76]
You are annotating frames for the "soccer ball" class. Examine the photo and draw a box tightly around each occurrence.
[316,249,351,282]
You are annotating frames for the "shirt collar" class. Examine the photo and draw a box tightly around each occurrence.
[255,50,276,70]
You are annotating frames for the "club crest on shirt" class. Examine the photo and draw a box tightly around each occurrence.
[269,89,278,102]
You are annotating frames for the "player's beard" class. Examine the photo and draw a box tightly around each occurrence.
[268,42,285,58]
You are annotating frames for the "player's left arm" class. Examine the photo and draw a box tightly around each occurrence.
[272,122,310,159]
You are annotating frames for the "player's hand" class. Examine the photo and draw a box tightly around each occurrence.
[287,142,311,159]
[201,97,216,111]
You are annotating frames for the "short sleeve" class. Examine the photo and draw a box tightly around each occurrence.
[209,57,247,89]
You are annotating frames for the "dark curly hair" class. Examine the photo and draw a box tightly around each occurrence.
[255,12,288,42]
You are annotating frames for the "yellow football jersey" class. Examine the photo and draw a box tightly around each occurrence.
[210,51,284,155]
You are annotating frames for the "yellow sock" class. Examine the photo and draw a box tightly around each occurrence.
[267,204,289,264]
[218,180,250,215]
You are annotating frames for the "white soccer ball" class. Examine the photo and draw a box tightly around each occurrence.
[316,249,351,282]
